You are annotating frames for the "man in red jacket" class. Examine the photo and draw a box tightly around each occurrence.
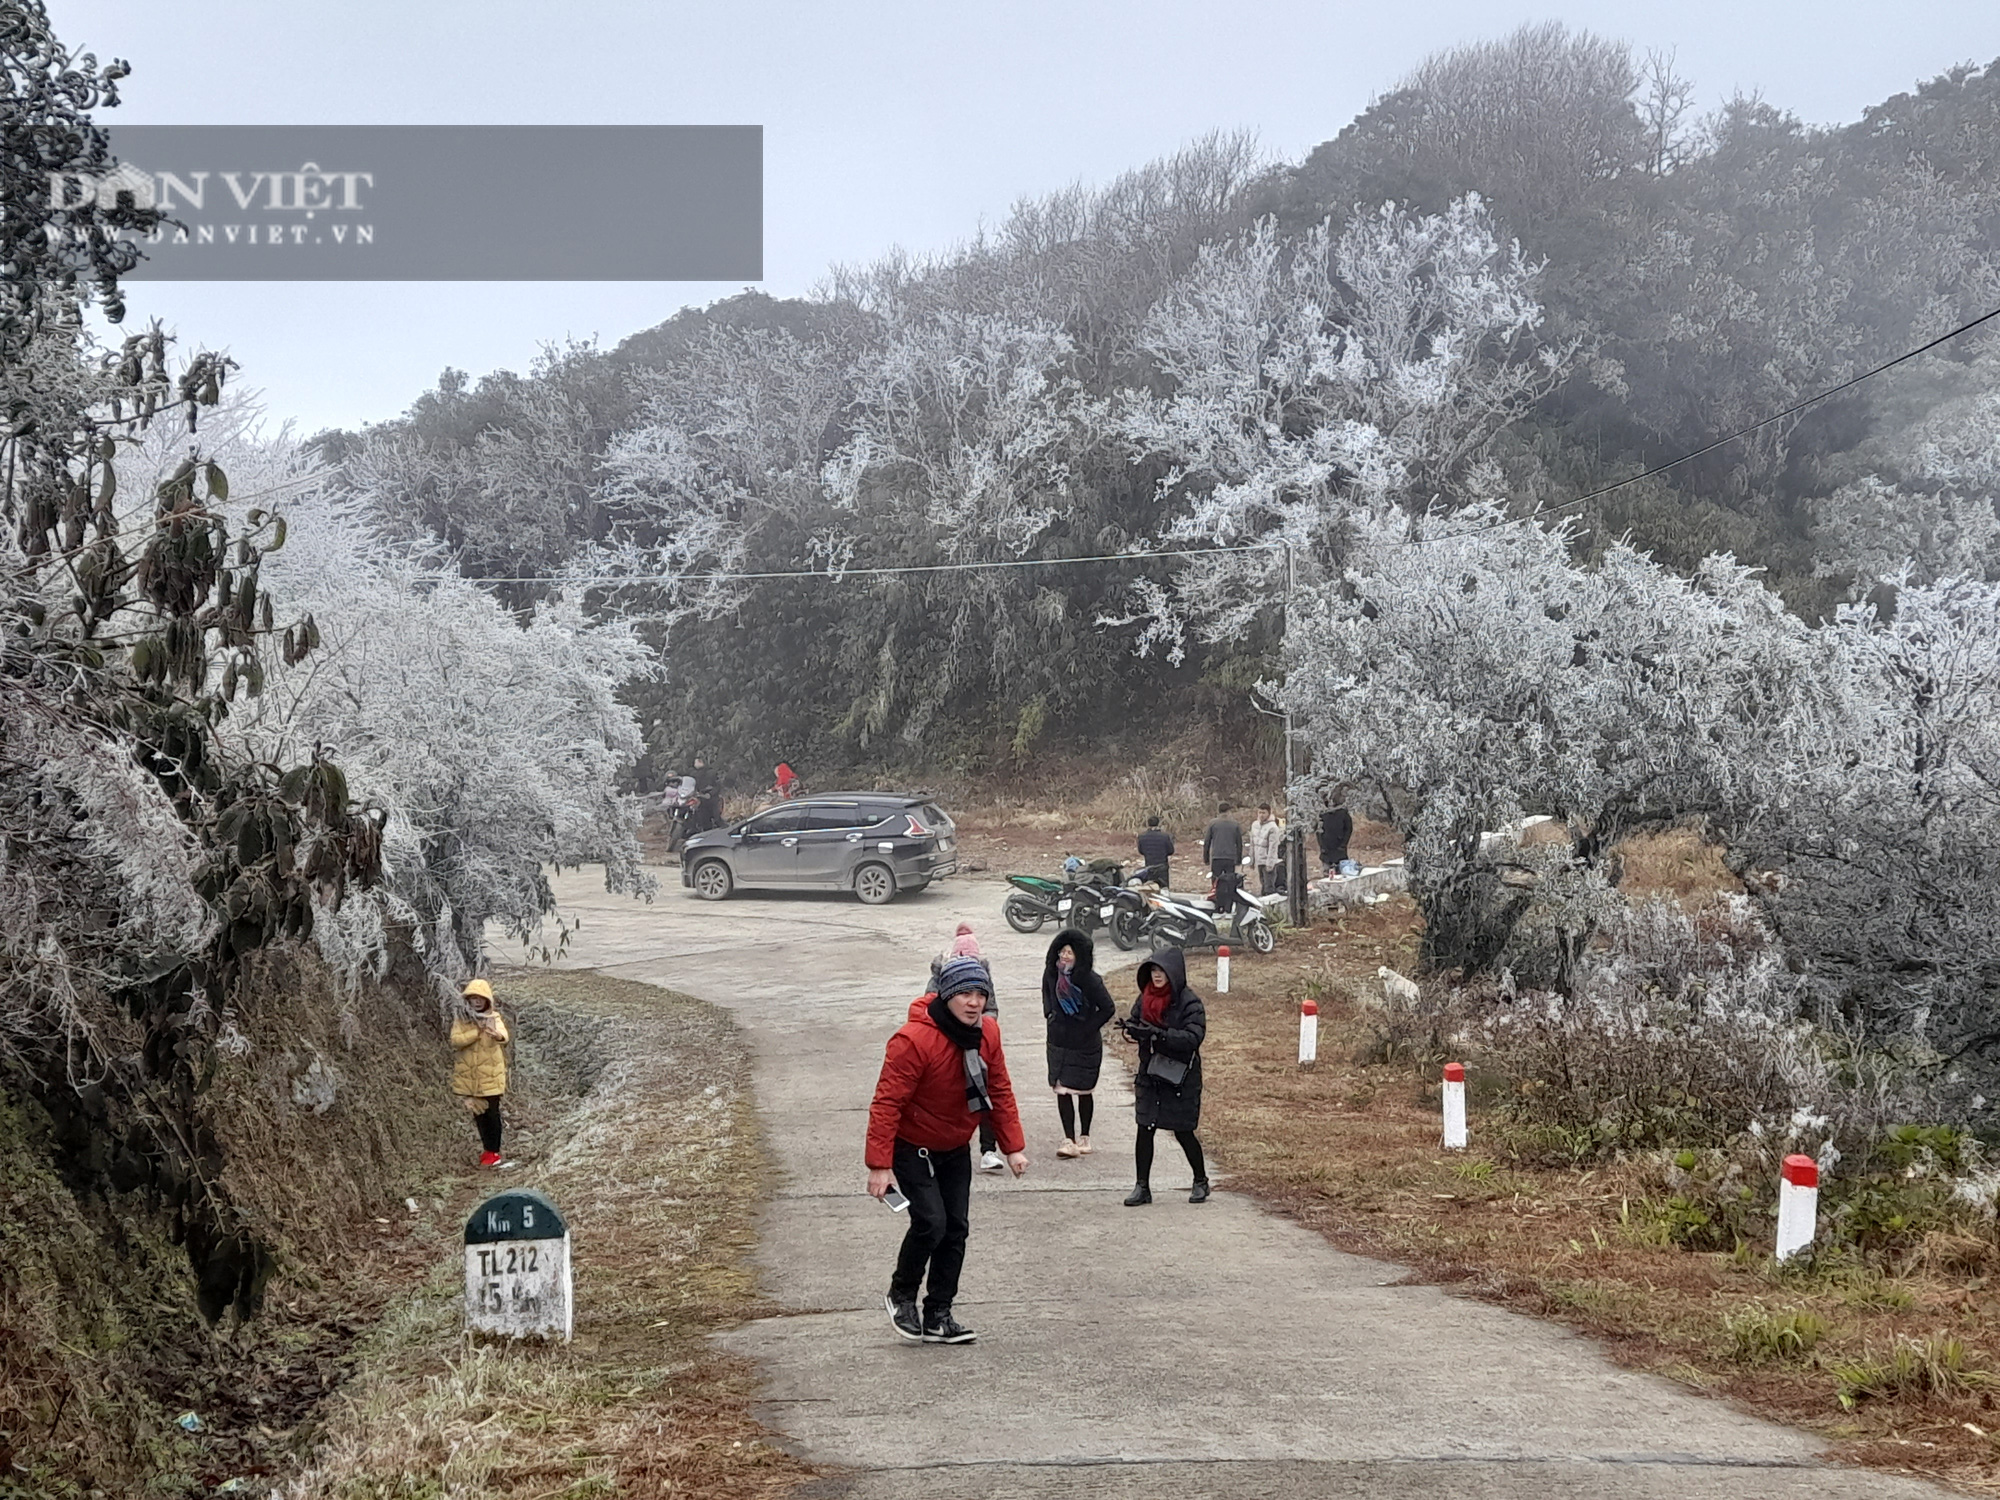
[867,954,1026,1344]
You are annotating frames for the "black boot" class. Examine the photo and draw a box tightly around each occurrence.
[1188,1179,1211,1204]
[1123,1183,1152,1207]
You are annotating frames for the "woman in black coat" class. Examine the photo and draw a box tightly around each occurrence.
[1042,928,1117,1158]
[1119,947,1209,1206]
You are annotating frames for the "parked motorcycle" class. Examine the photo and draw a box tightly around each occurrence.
[1089,862,1166,951]
[1113,878,1279,954]
[664,790,699,853]
[1003,861,1139,940]
[1002,873,1068,934]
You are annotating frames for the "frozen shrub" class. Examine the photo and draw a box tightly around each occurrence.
[1357,969,1475,1068]
[1479,896,1911,1156]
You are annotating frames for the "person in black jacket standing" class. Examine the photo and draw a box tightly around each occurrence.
[1318,799,1354,875]
[1118,948,1209,1206]
[1135,816,1174,888]
[692,757,724,833]
[1041,929,1117,1158]
[1202,802,1244,907]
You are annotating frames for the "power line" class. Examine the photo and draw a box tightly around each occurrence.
[473,541,1284,587]
[465,301,2000,583]
[1395,299,2000,547]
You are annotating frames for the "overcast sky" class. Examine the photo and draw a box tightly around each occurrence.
[50,0,2000,435]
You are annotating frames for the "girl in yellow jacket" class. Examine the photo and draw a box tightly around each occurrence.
[452,978,511,1167]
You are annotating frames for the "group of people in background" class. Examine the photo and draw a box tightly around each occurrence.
[1136,793,1357,897]
[866,920,1208,1344]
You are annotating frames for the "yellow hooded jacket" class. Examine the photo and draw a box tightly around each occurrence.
[450,1010,510,1098]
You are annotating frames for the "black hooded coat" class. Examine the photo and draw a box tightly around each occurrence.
[1127,948,1206,1132]
[1041,928,1117,1091]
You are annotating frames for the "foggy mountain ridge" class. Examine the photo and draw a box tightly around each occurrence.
[325,30,2000,778]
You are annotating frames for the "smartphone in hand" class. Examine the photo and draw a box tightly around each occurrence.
[882,1187,910,1212]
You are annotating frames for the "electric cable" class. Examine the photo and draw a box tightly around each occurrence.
[445,301,2000,584]
[470,541,1283,587]
[1392,299,2000,547]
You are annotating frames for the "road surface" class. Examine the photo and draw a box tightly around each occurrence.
[543,866,1945,1500]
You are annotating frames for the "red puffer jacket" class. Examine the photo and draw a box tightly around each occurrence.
[866,997,1025,1169]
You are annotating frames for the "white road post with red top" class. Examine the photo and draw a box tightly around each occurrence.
[1776,1153,1819,1260]
[1216,945,1230,993]
[1442,1062,1468,1150]
[1299,999,1318,1065]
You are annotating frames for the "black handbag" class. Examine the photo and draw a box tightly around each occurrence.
[1142,1051,1189,1088]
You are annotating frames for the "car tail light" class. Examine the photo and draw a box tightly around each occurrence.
[904,814,930,837]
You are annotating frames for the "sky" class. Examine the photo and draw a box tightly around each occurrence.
[50,0,2000,436]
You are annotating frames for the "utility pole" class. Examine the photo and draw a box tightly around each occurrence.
[1283,540,1307,929]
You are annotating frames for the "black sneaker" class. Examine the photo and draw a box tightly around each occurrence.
[922,1311,977,1344]
[1188,1180,1211,1204]
[884,1292,922,1342]
[1123,1184,1152,1207]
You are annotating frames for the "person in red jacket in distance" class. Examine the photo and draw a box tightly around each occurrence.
[867,955,1026,1344]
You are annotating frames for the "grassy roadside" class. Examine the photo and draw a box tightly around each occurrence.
[1186,893,2000,1496]
[279,968,809,1500]
[4,951,486,1500]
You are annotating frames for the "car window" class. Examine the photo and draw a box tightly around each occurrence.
[922,803,953,831]
[802,804,866,831]
[862,805,909,829]
[739,807,804,836]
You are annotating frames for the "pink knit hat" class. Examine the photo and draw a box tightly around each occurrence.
[949,922,982,959]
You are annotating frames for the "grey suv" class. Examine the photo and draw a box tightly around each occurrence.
[679,794,957,905]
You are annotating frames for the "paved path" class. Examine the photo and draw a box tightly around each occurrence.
[542,867,1947,1500]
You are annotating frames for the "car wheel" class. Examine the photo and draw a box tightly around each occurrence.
[1003,894,1045,933]
[691,859,733,901]
[854,862,898,905]
[1245,917,1277,955]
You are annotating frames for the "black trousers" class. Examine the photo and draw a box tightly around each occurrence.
[473,1096,503,1154]
[1135,1124,1205,1186]
[889,1139,973,1318]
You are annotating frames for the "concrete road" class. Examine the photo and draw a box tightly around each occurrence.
[542,867,1947,1499]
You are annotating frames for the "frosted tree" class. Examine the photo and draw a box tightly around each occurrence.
[132,400,656,985]
[597,324,851,620]
[1116,198,1569,650]
[602,307,1092,747]
[822,311,1082,559]
[1732,576,2000,1075]
[1810,372,2000,593]
[1283,508,1821,979]
[345,342,614,611]
[817,309,1091,741]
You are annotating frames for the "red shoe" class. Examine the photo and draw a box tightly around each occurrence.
[479,1151,501,1167]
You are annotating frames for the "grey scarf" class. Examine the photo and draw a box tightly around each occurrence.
[928,991,992,1115]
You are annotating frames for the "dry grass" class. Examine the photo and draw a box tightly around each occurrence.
[1189,902,2000,1494]
[279,968,809,1500]
[1615,827,1739,904]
